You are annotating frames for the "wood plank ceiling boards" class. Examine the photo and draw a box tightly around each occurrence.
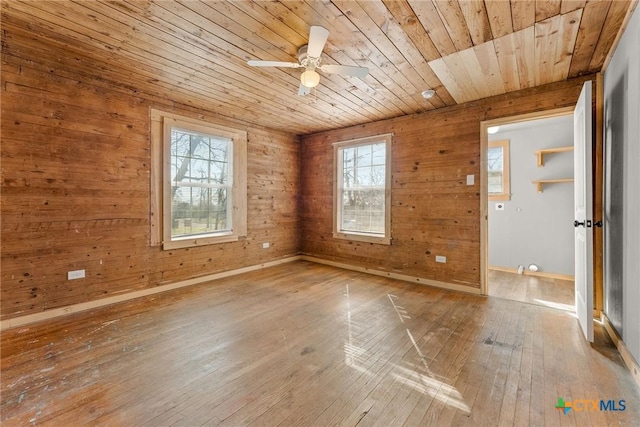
[1,0,633,135]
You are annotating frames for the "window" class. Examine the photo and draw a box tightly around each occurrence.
[150,110,247,249]
[333,134,392,244]
[488,140,510,201]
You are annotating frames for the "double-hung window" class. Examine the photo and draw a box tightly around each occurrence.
[333,134,392,245]
[488,140,510,201]
[151,110,247,249]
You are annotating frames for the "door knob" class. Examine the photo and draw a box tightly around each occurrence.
[574,220,585,227]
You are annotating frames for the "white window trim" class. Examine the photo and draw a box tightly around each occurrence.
[333,133,392,245]
[150,109,247,250]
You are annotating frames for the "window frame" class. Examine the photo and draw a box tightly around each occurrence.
[150,110,247,250]
[333,134,392,245]
[488,139,511,201]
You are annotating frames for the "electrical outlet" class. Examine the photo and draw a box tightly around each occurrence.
[67,269,85,280]
[435,255,447,263]
[262,242,270,249]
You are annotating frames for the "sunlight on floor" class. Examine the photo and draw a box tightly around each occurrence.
[392,366,471,414]
[387,293,470,413]
[533,298,575,313]
[342,287,471,414]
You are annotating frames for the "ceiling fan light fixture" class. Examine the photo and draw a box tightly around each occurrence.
[300,69,320,88]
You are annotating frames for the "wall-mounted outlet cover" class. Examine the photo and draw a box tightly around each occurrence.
[466,174,475,185]
[435,255,447,263]
[68,269,85,280]
[262,242,270,249]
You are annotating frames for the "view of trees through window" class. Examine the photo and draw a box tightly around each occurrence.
[340,142,386,234]
[487,145,504,194]
[170,127,231,238]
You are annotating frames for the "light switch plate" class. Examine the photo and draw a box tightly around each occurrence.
[466,174,475,185]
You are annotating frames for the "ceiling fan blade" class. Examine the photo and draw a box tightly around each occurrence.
[307,26,329,58]
[247,60,301,68]
[298,83,311,96]
[320,64,369,78]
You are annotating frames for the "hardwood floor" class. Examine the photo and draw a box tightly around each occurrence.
[1,261,638,426]
[488,269,575,311]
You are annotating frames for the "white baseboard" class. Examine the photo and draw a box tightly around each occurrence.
[2,255,482,331]
[489,265,575,281]
[601,313,640,389]
[5,255,636,391]
[0,256,301,331]
[300,255,482,295]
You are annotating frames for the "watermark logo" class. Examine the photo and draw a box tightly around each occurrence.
[555,397,572,414]
[555,397,626,415]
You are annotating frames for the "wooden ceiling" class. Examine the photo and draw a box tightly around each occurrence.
[1,1,635,135]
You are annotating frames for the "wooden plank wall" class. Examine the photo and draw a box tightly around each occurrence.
[0,22,300,320]
[300,76,594,291]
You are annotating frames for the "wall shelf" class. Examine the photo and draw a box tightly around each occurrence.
[532,178,574,193]
[535,146,573,167]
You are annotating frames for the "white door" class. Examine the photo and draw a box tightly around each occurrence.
[574,81,594,342]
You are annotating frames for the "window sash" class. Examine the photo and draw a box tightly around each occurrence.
[168,126,233,239]
[174,182,230,190]
[488,140,510,201]
[338,144,386,235]
[333,134,392,245]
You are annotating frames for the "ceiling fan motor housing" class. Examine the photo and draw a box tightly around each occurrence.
[298,45,320,69]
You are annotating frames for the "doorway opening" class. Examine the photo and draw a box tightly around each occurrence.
[480,108,576,311]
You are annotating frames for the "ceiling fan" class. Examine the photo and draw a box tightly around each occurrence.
[247,26,369,96]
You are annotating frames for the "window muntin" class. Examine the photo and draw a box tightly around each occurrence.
[334,134,392,244]
[488,140,510,201]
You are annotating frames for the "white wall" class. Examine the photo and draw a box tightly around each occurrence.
[603,5,640,365]
[488,115,575,276]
